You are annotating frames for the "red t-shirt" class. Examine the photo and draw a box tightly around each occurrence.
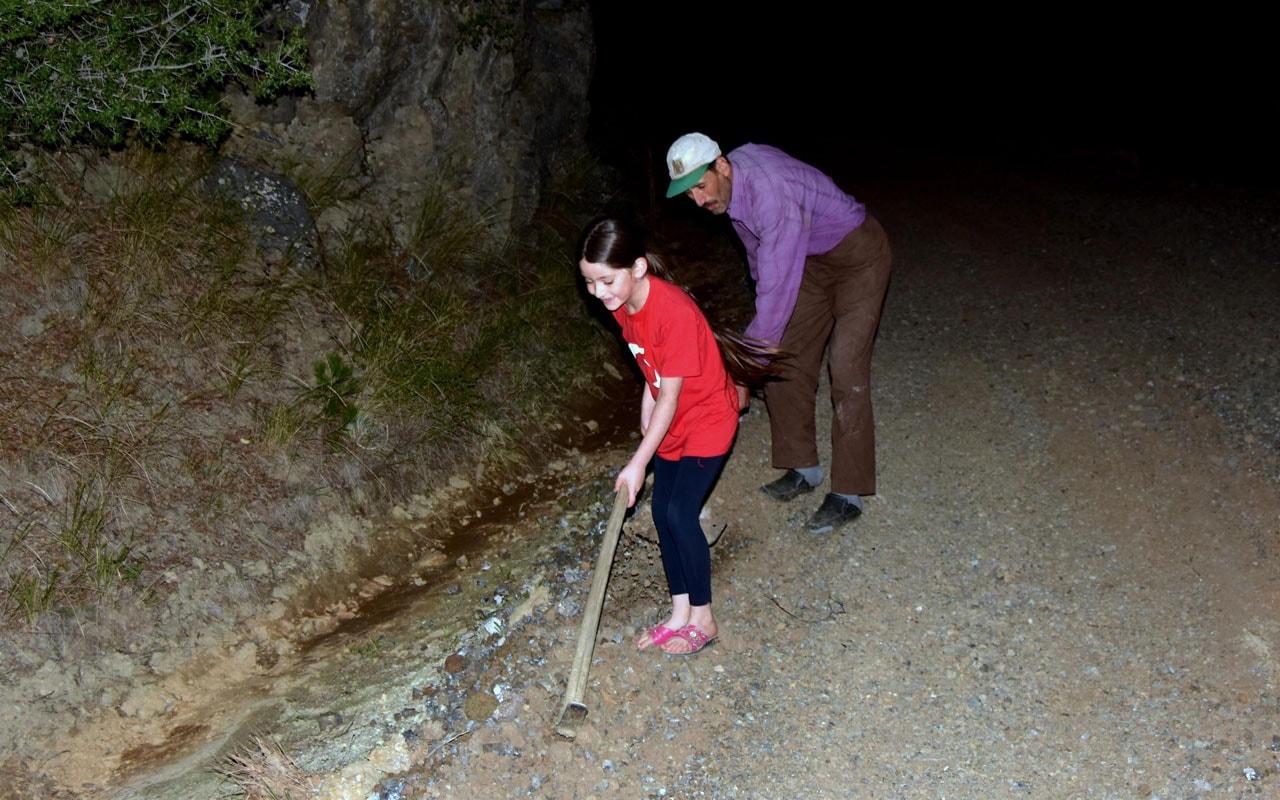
[613,277,739,459]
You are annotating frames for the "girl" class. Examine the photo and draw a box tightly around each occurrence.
[578,216,775,656]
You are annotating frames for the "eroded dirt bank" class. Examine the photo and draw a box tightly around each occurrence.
[9,160,1280,799]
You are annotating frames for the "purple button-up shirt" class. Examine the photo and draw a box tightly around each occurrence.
[725,144,866,346]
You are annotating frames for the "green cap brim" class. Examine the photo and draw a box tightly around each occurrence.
[665,163,710,198]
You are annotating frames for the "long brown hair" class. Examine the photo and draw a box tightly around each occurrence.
[578,216,782,386]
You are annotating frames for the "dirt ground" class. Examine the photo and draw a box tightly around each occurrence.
[6,156,1279,799]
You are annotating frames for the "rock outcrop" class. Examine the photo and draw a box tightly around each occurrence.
[223,0,592,245]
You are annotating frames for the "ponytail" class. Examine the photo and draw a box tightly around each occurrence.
[711,326,785,387]
[579,216,785,387]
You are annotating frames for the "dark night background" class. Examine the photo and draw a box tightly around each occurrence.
[587,6,1276,195]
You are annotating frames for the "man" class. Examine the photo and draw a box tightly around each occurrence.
[665,132,892,533]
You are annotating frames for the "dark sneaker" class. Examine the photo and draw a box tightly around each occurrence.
[760,469,817,502]
[806,493,862,534]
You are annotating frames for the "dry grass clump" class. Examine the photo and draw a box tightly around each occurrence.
[0,149,296,623]
[217,736,316,800]
[297,177,614,501]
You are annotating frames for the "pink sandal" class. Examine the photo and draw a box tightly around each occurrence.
[638,623,680,649]
[665,624,717,655]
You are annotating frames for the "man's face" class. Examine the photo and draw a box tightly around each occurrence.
[685,157,732,215]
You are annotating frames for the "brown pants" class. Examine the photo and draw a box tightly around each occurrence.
[764,216,892,495]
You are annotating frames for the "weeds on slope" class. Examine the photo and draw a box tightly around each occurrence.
[0,146,613,628]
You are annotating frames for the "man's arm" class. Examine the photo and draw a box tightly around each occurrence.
[742,208,810,347]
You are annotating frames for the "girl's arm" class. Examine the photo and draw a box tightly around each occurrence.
[640,384,656,434]
[616,377,683,507]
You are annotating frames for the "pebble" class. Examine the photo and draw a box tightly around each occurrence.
[463,691,498,721]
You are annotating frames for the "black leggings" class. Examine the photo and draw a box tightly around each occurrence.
[651,453,728,606]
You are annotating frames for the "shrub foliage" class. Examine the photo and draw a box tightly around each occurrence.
[0,0,310,191]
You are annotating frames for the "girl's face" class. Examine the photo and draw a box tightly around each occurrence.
[579,257,648,313]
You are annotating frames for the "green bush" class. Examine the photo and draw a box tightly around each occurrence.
[0,0,311,196]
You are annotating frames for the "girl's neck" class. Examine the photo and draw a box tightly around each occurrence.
[626,274,652,314]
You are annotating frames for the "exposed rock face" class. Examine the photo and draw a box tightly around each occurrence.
[223,0,592,245]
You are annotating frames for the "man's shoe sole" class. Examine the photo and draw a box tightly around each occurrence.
[807,515,859,535]
[760,476,817,502]
[806,500,862,534]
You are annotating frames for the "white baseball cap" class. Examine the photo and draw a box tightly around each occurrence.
[665,132,721,198]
